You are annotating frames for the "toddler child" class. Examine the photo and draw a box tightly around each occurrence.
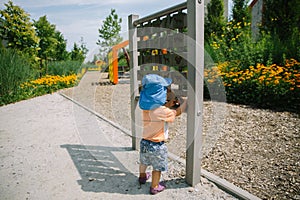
[138,74,187,195]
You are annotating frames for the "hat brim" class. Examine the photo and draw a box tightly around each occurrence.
[162,77,172,87]
[142,74,172,88]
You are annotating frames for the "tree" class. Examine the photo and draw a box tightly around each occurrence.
[0,1,39,60]
[262,0,300,41]
[260,0,300,63]
[70,38,88,62]
[96,9,122,59]
[231,0,251,25]
[34,16,57,62]
[34,16,71,75]
[205,0,226,40]
[34,16,68,61]
[53,31,69,61]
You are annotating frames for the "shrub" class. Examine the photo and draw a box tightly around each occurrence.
[47,60,82,76]
[206,20,272,69]
[204,59,300,111]
[0,48,34,98]
[0,74,78,106]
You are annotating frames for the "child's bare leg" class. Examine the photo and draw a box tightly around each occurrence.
[151,171,161,188]
[139,163,148,178]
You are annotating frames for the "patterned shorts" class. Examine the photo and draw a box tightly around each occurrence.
[140,139,168,172]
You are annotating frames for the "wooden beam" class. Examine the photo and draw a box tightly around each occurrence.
[128,14,141,150]
[133,2,187,26]
[186,0,204,186]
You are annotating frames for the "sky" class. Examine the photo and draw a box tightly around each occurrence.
[1,0,233,60]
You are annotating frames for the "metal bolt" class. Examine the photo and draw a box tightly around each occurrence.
[198,0,202,4]
[197,111,201,116]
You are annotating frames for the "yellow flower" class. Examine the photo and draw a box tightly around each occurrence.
[258,76,265,81]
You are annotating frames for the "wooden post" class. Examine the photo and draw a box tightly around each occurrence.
[186,0,204,186]
[128,14,140,150]
[112,48,118,84]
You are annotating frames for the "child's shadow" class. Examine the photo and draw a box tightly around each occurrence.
[61,144,189,195]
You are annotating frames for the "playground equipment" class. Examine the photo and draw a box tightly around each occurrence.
[108,40,130,84]
[129,0,204,186]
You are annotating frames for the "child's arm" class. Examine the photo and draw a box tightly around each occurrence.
[156,107,176,122]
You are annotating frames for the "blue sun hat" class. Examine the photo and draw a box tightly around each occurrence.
[139,74,172,110]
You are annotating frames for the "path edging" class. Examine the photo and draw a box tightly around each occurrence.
[59,92,261,200]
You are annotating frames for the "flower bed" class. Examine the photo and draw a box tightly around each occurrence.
[1,74,79,106]
[205,59,300,111]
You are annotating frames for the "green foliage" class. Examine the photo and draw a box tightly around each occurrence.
[1,74,78,106]
[33,15,71,76]
[0,56,82,105]
[70,37,88,62]
[33,16,58,60]
[118,58,128,67]
[0,1,87,106]
[204,1,300,111]
[0,48,34,102]
[262,0,300,42]
[204,59,300,112]
[231,0,251,24]
[204,0,226,39]
[97,9,123,59]
[207,20,270,68]
[53,31,69,61]
[47,60,82,76]
[70,43,84,62]
[260,0,300,64]
[0,1,39,61]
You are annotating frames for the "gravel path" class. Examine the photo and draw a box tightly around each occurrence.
[1,71,239,200]
[62,71,300,200]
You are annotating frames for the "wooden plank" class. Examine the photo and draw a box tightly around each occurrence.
[170,71,187,86]
[173,33,187,48]
[143,55,152,64]
[138,39,147,49]
[162,53,171,65]
[160,35,169,49]
[137,70,187,86]
[159,33,187,50]
[170,12,187,30]
[169,53,188,66]
[160,15,172,28]
[201,169,262,200]
[133,2,187,26]
[137,70,170,80]
[147,38,160,49]
[151,18,161,27]
[137,25,146,37]
[173,89,187,97]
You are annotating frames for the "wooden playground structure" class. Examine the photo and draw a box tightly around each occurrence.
[108,40,130,84]
[129,0,204,186]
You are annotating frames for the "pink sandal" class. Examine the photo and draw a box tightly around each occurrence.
[138,172,151,184]
[150,183,166,195]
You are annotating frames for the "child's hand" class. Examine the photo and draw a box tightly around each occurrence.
[179,96,187,104]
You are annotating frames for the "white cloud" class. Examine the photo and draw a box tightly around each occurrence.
[10,0,166,9]
[2,0,187,53]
